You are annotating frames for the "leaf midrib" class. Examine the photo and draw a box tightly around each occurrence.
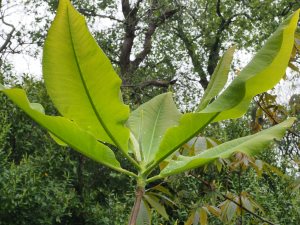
[146,98,164,162]
[66,7,121,149]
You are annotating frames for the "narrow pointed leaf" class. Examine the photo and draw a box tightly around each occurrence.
[199,207,208,225]
[149,10,299,171]
[0,87,127,174]
[127,93,181,164]
[197,46,235,111]
[158,118,295,178]
[226,202,237,222]
[43,0,129,151]
[200,10,300,121]
[144,194,169,220]
[184,209,197,225]
[136,199,151,225]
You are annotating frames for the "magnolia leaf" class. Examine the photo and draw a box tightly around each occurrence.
[151,184,173,197]
[207,206,221,217]
[144,194,169,220]
[226,202,237,222]
[199,207,208,225]
[153,113,217,169]
[149,192,176,208]
[136,199,151,225]
[197,46,235,111]
[49,133,68,147]
[31,102,68,146]
[241,195,254,212]
[43,0,129,151]
[127,93,181,164]
[0,87,130,175]
[200,10,300,121]
[184,209,196,225]
[157,118,295,178]
[146,10,299,174]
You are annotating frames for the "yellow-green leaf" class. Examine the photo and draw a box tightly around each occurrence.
[127,93,181,164]
[43,0,129,151]
[0,87,131,175]
[157,118,295,178]
[197,46,235,111]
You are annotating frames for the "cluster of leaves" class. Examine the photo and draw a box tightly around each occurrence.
[0,0,299,224]
[0,75,137,225]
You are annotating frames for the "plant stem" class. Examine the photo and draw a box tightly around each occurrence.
[128,186,145,225]
[238,166,243,225]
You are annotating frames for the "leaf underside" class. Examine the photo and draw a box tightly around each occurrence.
[43,0,129,151]
[0,87,123,172]
[159,118,295,177]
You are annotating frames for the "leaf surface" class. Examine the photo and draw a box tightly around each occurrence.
[144,194,169,219]
[0,86,125,174]
[200,10,300,121]
[148,10,299,172]
[127,93,181,164]
[136,200,151,225]
[158,118,295,178]
[197,46,235,111]
[43,0,129,151]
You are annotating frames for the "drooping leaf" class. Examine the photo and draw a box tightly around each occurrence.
[197,46,235,111]
[207,206,221,217]
[0,86,130,175]
[147,10,299,173]
[241,195,254,212]
[43,0,129,151]
[157,118,295,178]
[144,194,169,220]
[127,93,181,164]
[225,202,237,222]
[136,199,151,225]
[199,207,208,225]
[184,209,199,225]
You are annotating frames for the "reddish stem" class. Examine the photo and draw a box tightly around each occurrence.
[128,186,145,225]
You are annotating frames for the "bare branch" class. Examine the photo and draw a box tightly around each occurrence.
[78,8,123,23]
[216,0,224,20]
[130,8,178,73]
[175,19,209,89]
[0,17,15,53]
[121,0,131,18]
[119,0,141,81]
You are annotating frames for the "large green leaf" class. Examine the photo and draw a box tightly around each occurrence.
[200,10,300,121]
[154,118,295,179]
[145,10,299,174]
[0,86,134,176]
[197,46,235,111]
[43,0,129,151]
[127,93,181,164]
